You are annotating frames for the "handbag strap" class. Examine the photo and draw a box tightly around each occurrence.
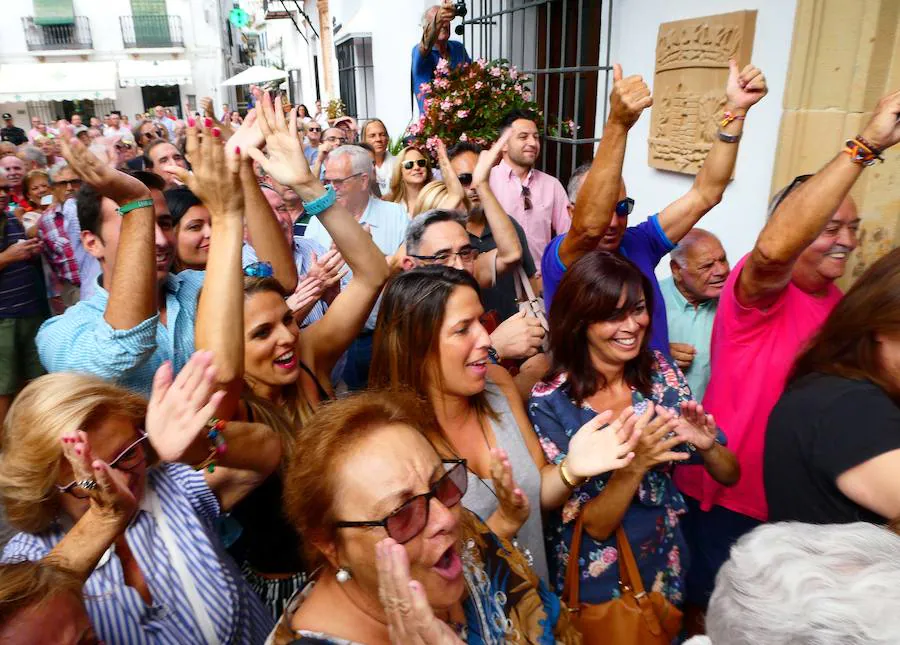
[614,525,646,595]
[561,512,586,610]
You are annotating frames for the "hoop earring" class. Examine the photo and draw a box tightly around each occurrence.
[336,568,352,583]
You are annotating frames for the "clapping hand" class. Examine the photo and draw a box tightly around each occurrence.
[246,91,319,194]
[286,274,324,323]
[61,430,137,531]
[307,249,347,290]
[145,351,226,464]
[566,407,642,479]
[58,125,149,206]
[490,448,530,531]
[674,401,718,451]
[199,96,234,139]
[470,128,512,188]
[630,403,691,472]
[225,107,264,161]
[164,117,243,218]
[609,63,653,129]
[376,539,466,645]
[725,60,768,110]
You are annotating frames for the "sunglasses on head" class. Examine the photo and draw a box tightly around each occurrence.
[403,159,428,170]
[335,459,467,544]
[616,197,635,217]
[244,261,274,278]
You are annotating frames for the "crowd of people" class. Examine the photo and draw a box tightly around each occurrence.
[1,3,900,643]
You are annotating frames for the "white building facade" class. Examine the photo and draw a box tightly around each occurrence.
[0,0,242,129]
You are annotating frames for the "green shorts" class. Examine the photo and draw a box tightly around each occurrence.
[0,315,46,395]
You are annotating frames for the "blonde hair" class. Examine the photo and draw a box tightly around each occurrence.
[387,146,432,206]
[411,180,468,216]
[0,560,83,625]
[0,373,147,534]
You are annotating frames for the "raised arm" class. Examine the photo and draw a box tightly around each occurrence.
[470,130,522,283]
[558,64,651,268]
[656,61,768,243]
[59,129,156,329]
[170,120,245,417]
[418,2,454,57]
[741,88,900,308]
[246,93,390,379]
[229,103,298,293]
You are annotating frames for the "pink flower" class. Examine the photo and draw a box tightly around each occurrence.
[489,67,502,77]
[523,91,532,101]
[454,98,463,106]
[460,132,468,141]
[426,135,441,151]
[561,498,582,524]
[435,58,450,74]
[440,100,453,112]
[510,67,519,80]
[474,81,484,90]
[419,82,431,94]
[600,547,618,565]
[539,436,560,461]
[434,77,450,90]
[456,109,469,119]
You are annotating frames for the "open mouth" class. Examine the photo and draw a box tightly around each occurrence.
[465,357,488,376]
[432,544,463,581]
[274,349,298,370]
[826,252,848,260]
[611,336,637,350]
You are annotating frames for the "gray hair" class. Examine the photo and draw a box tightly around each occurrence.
[48,164,71,182]
[421,5,440,28]
[670,228,718,268]
[19,145,46,168]
[706,522,900,645]
[567,162,591,204]
[327,144,374,177]
[405,209,468,256]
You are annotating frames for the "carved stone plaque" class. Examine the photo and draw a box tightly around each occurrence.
[648,10,757,175]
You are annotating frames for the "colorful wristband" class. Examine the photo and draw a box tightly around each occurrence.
[302,184,337,217]
[116,198,154,216]
[844,136,884,167]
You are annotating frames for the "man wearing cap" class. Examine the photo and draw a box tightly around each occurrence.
[0,115,27,146]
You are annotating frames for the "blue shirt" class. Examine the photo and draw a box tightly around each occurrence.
[411,40,471,113]
[3,464,273,644]
[659,276,718,402]
[541,214,675,354]
[36,270,204,396]
[0,213,44,318]
[60,198,101,300]
[303,197,408,330]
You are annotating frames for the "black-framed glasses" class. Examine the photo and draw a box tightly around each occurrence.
[456,173,473,187]
[403,159,428,170]
[521,185,532,210]
[323,172,364,189]
[616,197,635,218]
[410,246,479,265]
[324,135,346,144]
[57,433,149,499]
[53,178,83,189]
[142,130,159,141]
[335,459,467,544]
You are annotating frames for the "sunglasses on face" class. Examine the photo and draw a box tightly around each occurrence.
[403,159,428,170]
[456,173,473,187]
[335,460,467,544]
[307,127,321,132]
[116,143,134,151]
[53,178,83,189]
[57,434,148,499]
[616,197,635,218]
[142,131,159,141]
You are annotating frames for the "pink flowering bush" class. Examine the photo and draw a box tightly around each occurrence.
[408,58,542,155]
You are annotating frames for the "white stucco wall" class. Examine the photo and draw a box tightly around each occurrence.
[607,0,798,279]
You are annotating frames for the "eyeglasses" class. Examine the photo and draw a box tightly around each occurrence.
[616,197,635,218]
[142,131,159,141]
[57,433,148,499]
[307,127,321,132]
[403,159,428,170]
[323,172,364,189]
[115,143,134,151]
[53,178,83,189]
[456,173,473,186]
[335,460,467,544]
[324,135,347,144]
[244,261,274,278]
[410,246,479,265]
[521,185,532,210]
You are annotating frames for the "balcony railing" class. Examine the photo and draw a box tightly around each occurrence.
[22,16,93,50]
[119,14,184,48]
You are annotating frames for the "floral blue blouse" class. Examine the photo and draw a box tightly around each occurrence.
[527,350,726,606]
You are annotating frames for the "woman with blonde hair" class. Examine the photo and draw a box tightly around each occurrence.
[387,145,432,215]
[0,351,281,643]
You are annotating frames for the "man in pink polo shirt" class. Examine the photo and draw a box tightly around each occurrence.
[675,88,900,625]
[489,108,570,265]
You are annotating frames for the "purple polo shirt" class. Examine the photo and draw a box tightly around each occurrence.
[541,214,675,355]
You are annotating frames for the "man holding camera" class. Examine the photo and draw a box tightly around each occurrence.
[412,1,471,114]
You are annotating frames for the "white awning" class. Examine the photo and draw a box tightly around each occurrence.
[222,65,287,86]
[0,61,117,102]
[335,3,374,44]
[118,59,192,88]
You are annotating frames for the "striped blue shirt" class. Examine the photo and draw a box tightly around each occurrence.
[3,464,274,644]
[35,270,205,397]
[0,212,44,317]
[241,237,327,327]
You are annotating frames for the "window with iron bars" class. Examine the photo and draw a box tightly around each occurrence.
[457,0,613,187]
[336,36,375,120]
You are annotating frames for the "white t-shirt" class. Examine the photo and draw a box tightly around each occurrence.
[374,153,395,196]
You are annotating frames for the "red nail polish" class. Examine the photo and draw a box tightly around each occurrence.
[235,146,240,156]
[204,118,213,128]
[212,127,221,138]
[188,117,195,128]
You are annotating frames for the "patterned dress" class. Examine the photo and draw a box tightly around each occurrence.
[267,510,581,645]
[527,351,726,606]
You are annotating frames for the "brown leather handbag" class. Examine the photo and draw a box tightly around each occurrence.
[561,515,683,644]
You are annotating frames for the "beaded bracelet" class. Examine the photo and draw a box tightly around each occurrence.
[194,418,228,473]
[844,136,884,166]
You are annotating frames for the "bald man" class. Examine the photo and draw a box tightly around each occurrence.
[659,228,729,401]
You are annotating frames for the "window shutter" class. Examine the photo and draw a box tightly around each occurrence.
[33,0,74,26]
